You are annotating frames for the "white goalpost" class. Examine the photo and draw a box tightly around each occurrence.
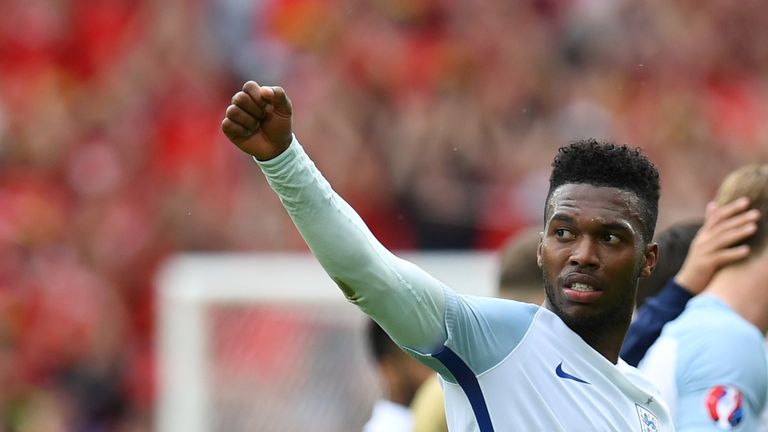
[156,251,499,432]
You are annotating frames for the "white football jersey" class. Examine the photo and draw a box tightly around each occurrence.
[259,138,675,432]
[428,292,673,431]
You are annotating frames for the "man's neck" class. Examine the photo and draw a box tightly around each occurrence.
[573,321,630,364]
[705,253,768,333]
[545,301,630,364]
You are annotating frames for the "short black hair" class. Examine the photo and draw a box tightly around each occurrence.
[545,139,660,243]
[366,318,399,363]
[636,220,701,307]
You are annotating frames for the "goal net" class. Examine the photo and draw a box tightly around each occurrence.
[155,251,498,432]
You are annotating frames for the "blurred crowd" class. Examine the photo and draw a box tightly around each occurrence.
[1,0,768,430]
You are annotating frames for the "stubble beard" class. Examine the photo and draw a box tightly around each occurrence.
[542,272,637,338]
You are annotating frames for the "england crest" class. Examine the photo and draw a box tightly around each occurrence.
[636,404,660,432]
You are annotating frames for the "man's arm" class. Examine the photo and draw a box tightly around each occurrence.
[222,82,448,353]
[620,198,758,366]
[621,280,692,366]
[673,324,767,431]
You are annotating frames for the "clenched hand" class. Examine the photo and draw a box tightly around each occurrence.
[221,81,293,161]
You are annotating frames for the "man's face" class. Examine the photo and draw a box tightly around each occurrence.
[537,184,657,332]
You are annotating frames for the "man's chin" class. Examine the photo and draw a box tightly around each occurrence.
[555,304,599,324]
[560,310,601,329]
[547,297,611,327]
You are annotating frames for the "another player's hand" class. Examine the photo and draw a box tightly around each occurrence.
[221,81,293,160]
[674,197,759,294]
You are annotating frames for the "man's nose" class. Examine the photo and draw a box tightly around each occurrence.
[569,237,600,268]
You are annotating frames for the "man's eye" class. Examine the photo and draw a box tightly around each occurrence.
[603,233,620,244]
[555,228,574,239]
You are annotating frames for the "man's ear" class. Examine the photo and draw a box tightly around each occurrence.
[536,233,544,269]
[640,242,659,278]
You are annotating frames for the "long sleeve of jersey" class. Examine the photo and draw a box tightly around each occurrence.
[256,137,448,354]
[620,279,693,366]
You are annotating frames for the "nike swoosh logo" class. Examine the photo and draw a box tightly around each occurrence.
[555,362,591,384]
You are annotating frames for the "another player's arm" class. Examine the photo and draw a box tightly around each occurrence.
[222,82,448,353]
[621,199,758,365]
[674,326,766,431]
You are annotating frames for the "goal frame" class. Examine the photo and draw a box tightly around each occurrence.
[155,251,499,432]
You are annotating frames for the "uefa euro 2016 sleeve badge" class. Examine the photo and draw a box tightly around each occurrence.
[636,404,660,432]
[706,385,744,430]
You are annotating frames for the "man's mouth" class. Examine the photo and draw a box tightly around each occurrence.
[569,282,597,292]
[562,278,603,303]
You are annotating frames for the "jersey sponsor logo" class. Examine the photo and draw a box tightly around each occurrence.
[635,404,659,432]
[706,385,744,430]
[554,362,590,384]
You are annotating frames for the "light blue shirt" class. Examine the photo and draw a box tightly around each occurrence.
[640,294,768,431]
